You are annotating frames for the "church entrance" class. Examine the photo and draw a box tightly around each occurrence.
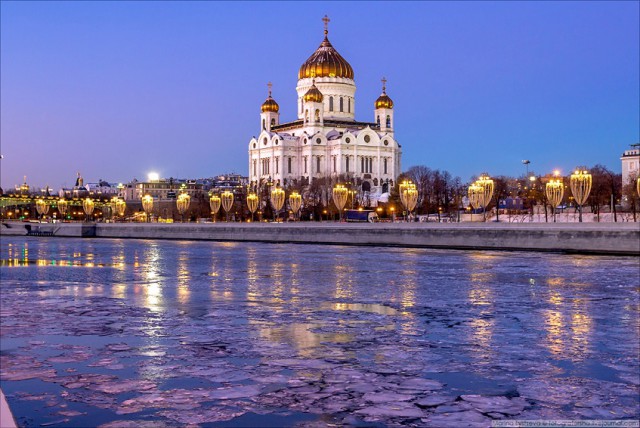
[362,181,371,192]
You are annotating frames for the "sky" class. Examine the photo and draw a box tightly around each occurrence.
[1,1,638,190]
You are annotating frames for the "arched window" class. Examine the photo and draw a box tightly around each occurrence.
[384,158,388,174]
[253,160,257,176]
[305,110,309,123]
[271,118,276,126]
[377,116,380,127]
[329,97,334,111]
[340,97,344,112]
[361,157,365,173]
[386,115,391,128]
[346,156,349,172]
[288,157,292,174]
[316,157,321,173]
[333,156,336,173]
[262,119,266,130]
[348,98,351,113]
[315,109,320,122]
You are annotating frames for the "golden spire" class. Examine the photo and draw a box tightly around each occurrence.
[381,77,387,94]
[322,15,330,36]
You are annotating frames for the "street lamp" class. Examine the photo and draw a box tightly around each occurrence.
[475,174,494,222]
[402,184,418,221]
[332,184,348,221]
[221,190,234,222]
[142,194,153,222]
[114,198,126,220]
[57,199,68,221]
[176,192,191,222]
[289,192,302,221]
[636,176,640,198]
[545,178,564,223]
[270,187,285,222]
[570,168,592,223]
[247,193,258,222]
[209,194,221,222]
[36,199,49,221]
[83,198,95,222]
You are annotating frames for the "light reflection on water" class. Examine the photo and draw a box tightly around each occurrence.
[0,237,638,425]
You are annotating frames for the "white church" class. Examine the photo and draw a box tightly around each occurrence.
[248,16,402,200]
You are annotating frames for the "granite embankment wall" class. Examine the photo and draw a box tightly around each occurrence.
[3,221,637,255]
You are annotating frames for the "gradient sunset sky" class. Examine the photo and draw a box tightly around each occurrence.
[1,1,638,189]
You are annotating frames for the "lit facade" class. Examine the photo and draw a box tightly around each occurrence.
[248,16,402,199]
[621,143,640,188]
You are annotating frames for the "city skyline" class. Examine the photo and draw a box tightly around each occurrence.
[1,1,638,189]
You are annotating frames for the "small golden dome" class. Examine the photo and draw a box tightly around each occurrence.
[298,16,354,80]
[261,97,279,113]
[303,81,324,103]
[261,82,279,113]
[375,77,393,109]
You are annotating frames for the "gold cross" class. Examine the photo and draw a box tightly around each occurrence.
[267,82,272,96]
[381,77,387,92]
[322,15,330,35]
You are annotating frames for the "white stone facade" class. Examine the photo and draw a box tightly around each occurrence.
[621,144,639,188]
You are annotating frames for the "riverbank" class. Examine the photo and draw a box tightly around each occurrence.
[1,221,638,255]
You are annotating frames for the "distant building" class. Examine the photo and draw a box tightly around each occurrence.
[621,143,640,188]
[119,177,204,201]
[248,16,402,201]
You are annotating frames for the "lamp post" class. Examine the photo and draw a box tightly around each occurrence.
[36,199,49,221]
[142,194,153,222]
[247,193,258,222]
[83,198,95,222]
[289,192,302,221]
[57,198,68,222]
[403,185,418,221]
[332,184,348,221]
[475,174,494,222]
[176,192,190,222]
[636,176,640,198]
[114,198,126,220]
[570,168,592,223]
[221,191,234,222]
[545,178,564,223]
[209,194,221,222]
[270,187,285,222]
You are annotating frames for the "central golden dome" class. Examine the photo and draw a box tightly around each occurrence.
[298,16,354,80]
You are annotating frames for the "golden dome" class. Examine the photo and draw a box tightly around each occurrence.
[261,97,279,113]
[303,80,324,103]
[375,77,393,109]
[298,16,354,80]
[261,82,279,113]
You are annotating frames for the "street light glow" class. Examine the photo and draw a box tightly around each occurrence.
[148,172,160,182]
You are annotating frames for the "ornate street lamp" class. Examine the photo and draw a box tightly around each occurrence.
[332,184,348,221]
[289,192,302,221]
[399,180,411,213]
[176,193,191,222]
[570,168,592,223]
[83,198,95,222]
[467,182,483,222]
[57,199,68,221]
[247,193,258,222]
[271,187,285,222]
[403,186,418,221]
[221,190,234,222]
[142,194,153,222]
[114,198,126,219]
[36,199,50,221]
[209,194,221,222]
[475,174,494,221]
[545,178,564,223]
[636,176,640,198]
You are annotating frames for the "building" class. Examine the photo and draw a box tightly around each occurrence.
[621,143,640,188]
[248,16,402,201]
[119,177,204,201]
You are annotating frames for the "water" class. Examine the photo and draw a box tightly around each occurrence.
[1,236,638,427]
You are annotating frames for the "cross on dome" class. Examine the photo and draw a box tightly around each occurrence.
[381,77,387,93]
[322,15,330,36]
[267,82,273,96]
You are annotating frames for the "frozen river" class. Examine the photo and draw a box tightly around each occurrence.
[1,237,638,427]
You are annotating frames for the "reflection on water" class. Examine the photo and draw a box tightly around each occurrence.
[0,237,638,426]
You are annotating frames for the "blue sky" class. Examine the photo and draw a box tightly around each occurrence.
[1,1,638,189]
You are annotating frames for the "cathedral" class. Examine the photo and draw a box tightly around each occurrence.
[248,16,402,200]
